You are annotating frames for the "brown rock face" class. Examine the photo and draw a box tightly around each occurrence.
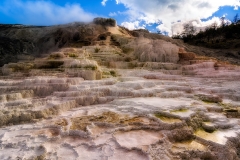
[178,48,196,61]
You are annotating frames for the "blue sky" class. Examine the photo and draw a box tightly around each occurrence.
[0,0,239,35]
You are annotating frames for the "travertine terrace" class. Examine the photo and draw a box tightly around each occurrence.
[0,18,240,160]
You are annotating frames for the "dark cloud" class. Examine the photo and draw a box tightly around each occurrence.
[168,4,179,11]
[198,2,211,8]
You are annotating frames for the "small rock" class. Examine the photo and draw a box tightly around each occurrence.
[197,94,222,103]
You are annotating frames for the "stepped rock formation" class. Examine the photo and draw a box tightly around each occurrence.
[0,18,240,160]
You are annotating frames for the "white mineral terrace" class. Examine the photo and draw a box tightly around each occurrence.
[0,64,240,160]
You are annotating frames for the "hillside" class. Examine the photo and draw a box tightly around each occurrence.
[184,23,240,49]
[174,23,240,65]
[0,18,240,160]
[0,18,118,67]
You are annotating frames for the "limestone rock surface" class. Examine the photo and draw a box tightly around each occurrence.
[0,19,240,160]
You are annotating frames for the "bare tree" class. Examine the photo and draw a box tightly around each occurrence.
[233,13,239,24]
[157,30,162,34]
[220,16,226,27]
[182,24,196,37]
[211,21,218,30]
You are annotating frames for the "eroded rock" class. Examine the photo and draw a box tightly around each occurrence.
[0,20,240,160]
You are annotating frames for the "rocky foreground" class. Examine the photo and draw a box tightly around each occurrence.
[0,18,240,160]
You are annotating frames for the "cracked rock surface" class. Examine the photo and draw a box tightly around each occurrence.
[0,65,240,159]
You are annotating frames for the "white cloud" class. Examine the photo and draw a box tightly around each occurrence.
[121,21,145,30]
[116,0,240,35]
[0,0,96,25]
[170,17,222,35]
[157,24,172,34]
[170,16,232,36]
[101,0,108,6]
[109,12,117,17]
[102,0,119,6]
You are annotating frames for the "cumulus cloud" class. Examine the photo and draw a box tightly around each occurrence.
[0,0,96,25]
[170,17,225,35]
[121,21,145,30]
[115,0,240,35]
[101,0,108,6]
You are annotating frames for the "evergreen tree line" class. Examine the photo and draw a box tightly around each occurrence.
[172,14,240,49]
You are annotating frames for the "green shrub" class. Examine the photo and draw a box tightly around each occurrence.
[124,57,133,62]
[121,46,134,54]
[110,70,116,77]
[94,48,100,53]
[49,53,64,59]
[9,63,34,72]
[48,61,64,68]
[84,65,97,70]
[68,53,78,58]
[128,62,138,69]
[37,61,64,69]
[93,18,116,26]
